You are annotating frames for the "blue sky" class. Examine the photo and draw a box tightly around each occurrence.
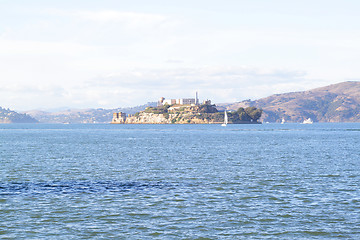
[1,0,360,110]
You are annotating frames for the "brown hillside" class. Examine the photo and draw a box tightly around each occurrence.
[220,81,360,123]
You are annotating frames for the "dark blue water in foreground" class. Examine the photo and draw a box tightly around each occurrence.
[1,123,359,239]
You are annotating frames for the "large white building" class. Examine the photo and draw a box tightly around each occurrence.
[158,92,200,106]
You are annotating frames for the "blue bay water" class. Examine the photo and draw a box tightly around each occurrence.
[0,123,360,239]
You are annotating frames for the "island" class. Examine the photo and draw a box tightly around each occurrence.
[111,95,262,124]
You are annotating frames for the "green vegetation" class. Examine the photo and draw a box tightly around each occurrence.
[228,107,263,123]
[144,104,170,114]
[197,104,218,113]
[133,103,262,124]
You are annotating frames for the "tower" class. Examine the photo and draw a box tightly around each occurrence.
[195,91,199,105]
[158,97,165,106]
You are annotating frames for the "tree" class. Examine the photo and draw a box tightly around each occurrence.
[230,107,263,122]
[237,107,245,114]
[245,107,262,121]
[238,112,251,121]
[198,104,218,113]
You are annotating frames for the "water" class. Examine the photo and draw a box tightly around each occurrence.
[0,123,359,239]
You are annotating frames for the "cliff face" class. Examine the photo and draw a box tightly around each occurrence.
[114,112,222,124]
[126,113,171,124]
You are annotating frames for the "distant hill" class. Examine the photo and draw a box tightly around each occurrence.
[25,102,157,123]
[14,81,360,123]
[218,81,360,123]
[0,107,38,123]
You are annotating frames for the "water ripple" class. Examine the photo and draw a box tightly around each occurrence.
[0,181,168,196]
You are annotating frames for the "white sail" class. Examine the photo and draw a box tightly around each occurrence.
[221,111,228,126]
[302,118,313,124]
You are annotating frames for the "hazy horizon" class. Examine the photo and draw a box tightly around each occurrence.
[2,0,360,111]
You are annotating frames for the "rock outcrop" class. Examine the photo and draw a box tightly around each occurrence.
[112,112,222,124]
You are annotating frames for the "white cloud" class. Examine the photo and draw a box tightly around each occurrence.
[0,39,95,56]
[1,65,324,110]
[74,10,166,24]
[1,2,360,110]
[78,66,323,106]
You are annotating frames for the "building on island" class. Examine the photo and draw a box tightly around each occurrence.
[158,92,200,106]
[202,99,212,105]
[111,93,218,124]
[111,112,126,124]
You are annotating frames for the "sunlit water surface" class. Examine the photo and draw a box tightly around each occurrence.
[1,123,360,239]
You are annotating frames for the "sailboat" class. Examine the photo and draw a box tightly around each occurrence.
[221,111,228,126]
[302,118,313,124]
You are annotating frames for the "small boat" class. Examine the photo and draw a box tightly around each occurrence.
[221,111,228,126]
[281,118,285,124]
[302,118,313,124]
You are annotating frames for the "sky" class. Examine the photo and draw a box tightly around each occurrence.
[1,0,360,111]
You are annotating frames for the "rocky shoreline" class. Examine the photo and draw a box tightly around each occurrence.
[112,105,262,124]
[112,112,223,124]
